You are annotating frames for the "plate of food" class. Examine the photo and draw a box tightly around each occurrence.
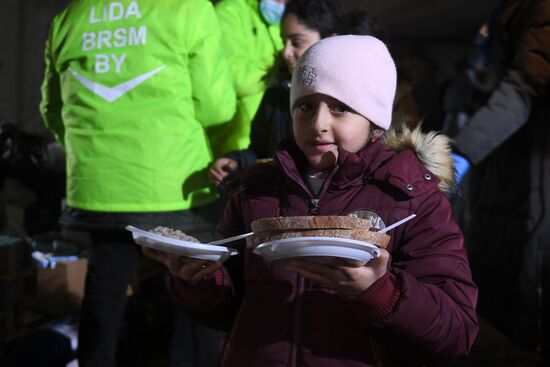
[126,225,238,262]
[247,216,390,267]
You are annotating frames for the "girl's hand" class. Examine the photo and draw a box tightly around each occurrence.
[142,247,222,286]
[286,249,390,296]
[209,157,238,186]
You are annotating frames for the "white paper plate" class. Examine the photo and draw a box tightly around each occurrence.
[253,236,381,267]
[126,225,238,262]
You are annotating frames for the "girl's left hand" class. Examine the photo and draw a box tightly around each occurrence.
[286,249,390,296]
[142,247,222,286]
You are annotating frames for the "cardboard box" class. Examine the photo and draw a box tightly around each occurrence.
[26,259,88,316]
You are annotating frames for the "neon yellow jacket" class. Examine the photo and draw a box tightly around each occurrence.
[207,0,283,158]
[40,0,236,212]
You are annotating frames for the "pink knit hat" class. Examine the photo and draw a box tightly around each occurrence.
[290,35,397,130]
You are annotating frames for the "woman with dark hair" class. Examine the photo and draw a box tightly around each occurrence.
[209,0,344,185]
[283,0,343,39]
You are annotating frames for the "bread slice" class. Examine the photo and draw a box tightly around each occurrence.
[246,228,390,249]
[251,216,372,233]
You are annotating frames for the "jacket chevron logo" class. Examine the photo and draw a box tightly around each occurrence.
[68,66,165,103]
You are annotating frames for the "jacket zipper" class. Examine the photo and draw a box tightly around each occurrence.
[308,198,320,215]
[289,275,305,367]
[284,164,337,365]
[288,175,319,215]
[275,152,342,365]
[369,336,383,367]
[305,167,338,215]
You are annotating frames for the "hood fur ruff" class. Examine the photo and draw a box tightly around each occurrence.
[383,123,456,193]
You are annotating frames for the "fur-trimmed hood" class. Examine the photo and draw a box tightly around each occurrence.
[383,123,456,193]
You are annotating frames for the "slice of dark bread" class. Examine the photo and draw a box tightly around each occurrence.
[248,216,389,249]
[251,216,372,233]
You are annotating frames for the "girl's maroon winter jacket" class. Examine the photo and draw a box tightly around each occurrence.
[171,138,479,367]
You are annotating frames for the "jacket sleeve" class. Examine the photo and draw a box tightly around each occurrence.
[39,23,65,147]
[226,149,258,171]
[453,71,532,164]
[351,192,479,360]
[215,1,270,98]
[169,188,246,331]
[169,266,238,332]
[453,0,550,164]
[186,0,236,127]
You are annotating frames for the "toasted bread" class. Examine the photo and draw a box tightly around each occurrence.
[251,216,372,232]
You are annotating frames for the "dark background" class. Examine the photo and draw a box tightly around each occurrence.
[0,0,500,138]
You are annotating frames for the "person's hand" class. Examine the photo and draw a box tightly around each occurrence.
[286,249,390,296]
[142,247,222,286]
[451,153,470,186]
[209,157,238,186]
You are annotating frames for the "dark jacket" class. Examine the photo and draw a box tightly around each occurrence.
[452,0,550,352]
[171,127,478,366]
[226,82,292,170]
[453,0,550,163]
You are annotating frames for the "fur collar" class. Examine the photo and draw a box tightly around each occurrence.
[383,123,455,193]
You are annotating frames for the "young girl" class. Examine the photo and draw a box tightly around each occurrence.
[146,36,479,366]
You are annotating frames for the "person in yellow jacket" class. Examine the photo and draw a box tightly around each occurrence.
[39,0,236,366]
[207,0,285,158]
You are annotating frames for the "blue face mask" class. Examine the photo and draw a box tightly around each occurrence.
[259,0,285,25]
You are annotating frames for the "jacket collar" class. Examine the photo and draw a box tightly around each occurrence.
[276,137,440,197]
[276,139,393,194]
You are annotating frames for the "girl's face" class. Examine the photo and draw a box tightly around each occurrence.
[292,94,372,171]
[281,13,322,73]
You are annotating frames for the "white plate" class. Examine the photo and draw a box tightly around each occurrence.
[253,236,381,267]
[126,225,238,262]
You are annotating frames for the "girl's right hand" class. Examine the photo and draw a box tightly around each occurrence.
[209,157,238,186]
[286,249,390,296]
[142,247,222,286]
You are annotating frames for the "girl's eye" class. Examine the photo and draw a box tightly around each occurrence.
[298,102,312,112]
[334,104,350,113]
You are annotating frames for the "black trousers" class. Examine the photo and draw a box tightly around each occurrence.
[78,231,139,367]
[77,202,225,367]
